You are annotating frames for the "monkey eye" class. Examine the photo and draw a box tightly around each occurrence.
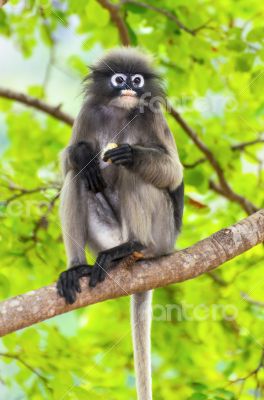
[111,73,127,87]
[131,74,144,88]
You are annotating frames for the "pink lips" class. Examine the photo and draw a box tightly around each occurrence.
[121,90,137,97]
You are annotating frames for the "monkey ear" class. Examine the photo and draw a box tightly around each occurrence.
[87,64,110,79]
[87,64,96,76]
[87,64,95,72]
[83,66,99,84]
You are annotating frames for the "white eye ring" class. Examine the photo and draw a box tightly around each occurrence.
[111,73,127,87]
[132,74,144,88]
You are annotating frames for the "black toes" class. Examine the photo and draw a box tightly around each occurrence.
[82,169,106,193]
[57,265,91,304]
[57,269,76,304]
[56,273,64,297]
[89,253,111,288]
[68,270,77,303]
[89,266,100,288]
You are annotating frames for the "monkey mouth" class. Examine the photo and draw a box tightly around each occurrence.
[120,89,137,97]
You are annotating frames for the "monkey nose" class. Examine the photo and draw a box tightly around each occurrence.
[121,89,137,97]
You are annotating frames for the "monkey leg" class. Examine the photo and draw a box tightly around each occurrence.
[89,240,144,288]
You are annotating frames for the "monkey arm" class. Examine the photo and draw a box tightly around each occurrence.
[131,145,183,190]
[104,144,183,190]
[61,142,106,193]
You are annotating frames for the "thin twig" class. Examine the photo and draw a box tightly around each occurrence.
[241,292,264,308]
[0,352,49,385]
[0,87,74,125]
[121,0,208,36]
[39,6,57,92]
[31,192,60,242]
[232,138,264,151]
[3,184,60,205]
[209,180,257,214]
[183,158,206,169]
[97,0,131,45]
[169,105,258,215]
[207,271,228,286]
[228,349,264,399]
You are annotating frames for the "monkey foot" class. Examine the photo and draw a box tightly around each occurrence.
[57,264,91,304]
[89,253,112,288]
[89,241,144,288]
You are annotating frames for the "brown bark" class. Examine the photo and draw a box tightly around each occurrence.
[0,210,263,337]
[0,0,8,7]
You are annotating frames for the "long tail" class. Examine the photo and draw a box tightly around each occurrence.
[131,290,153,400]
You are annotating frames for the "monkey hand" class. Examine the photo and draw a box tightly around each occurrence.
[103,144,133,167]
[70,142,106,193]
[81,160,107,193]
[57,265,91,304]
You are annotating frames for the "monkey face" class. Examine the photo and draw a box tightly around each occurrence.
[86,48,164,110]
[108,72,145,109]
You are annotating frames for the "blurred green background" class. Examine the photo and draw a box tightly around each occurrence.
[0,0,264,399]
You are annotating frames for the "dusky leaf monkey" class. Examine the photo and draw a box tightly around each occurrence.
[57,47,184,400]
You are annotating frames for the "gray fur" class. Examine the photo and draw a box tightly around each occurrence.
[60,48,183,399]
[131,291,153,400]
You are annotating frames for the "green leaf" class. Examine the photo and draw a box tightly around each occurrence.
[188,394,208,400]
[226,40,246,52]
[126,22,138,46]
[247,27,264,42]
[124,3,146,14]
[235,54,254,72]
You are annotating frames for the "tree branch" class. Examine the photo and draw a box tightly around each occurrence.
[0,209,263,337]
[2,184,60,205]
[121,0,198,36]
[0,87,74,126]
[97,0,131,46]
[0,0,8,7]
[232,138,264,151]
[182,158,206,169]
[0,352,49,384]
[208,180,257,214]
[169,106,258,215]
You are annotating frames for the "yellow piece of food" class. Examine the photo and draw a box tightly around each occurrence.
[102,142,118,163]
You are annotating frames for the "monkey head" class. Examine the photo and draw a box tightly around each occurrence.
[86,48,164,110]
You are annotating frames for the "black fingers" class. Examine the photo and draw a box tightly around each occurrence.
[57,265,91,304]
[103,144,133,166]
[57,269,78,304]
[70,142,107,193]
[81,167,106,193]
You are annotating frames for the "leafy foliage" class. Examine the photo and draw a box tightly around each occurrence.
[0,0,264,399]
